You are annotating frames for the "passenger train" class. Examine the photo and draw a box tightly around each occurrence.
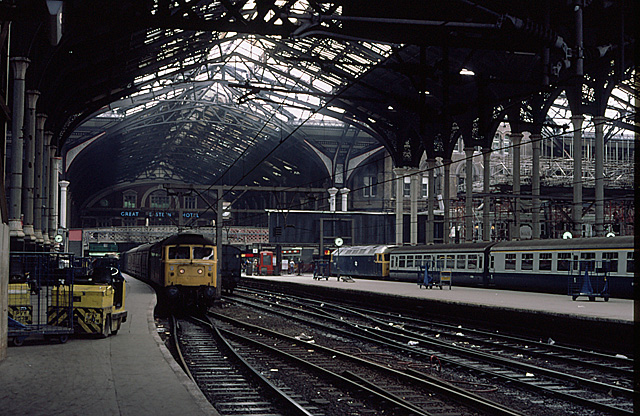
[121,233,218,308]
[331,236,634,299]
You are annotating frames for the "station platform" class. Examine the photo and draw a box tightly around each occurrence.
[241,272,636,354]
[0,274,218,416]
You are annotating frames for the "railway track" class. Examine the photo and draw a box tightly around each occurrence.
[222,288,634,415]
[171,315,315,416]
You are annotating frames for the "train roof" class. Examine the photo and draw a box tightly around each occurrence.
[333,245,394,256]
[491,236,634,251]
[161,233,215,246]
[389,241,495,254]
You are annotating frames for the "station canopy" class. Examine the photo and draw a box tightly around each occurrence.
[66,29,393,205]
[55,1,635,207]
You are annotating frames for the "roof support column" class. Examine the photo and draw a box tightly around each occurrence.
[530,134,541,239]
[328,187,338,212]
[8,57,29,250]
[393,167,405,245]
[22,90,40,250]
[426,159,436,244]
[482,147,491,241]
[41,131,52,249]
[464,147,474,242]
[59,180,69,230]
[571,115,584,237]
[34,114,47,248]
[509,133,523,240]
[49,155,60,246]
[340,188,349,212]
[593,115,605,236]
[408,168,419,246]
[442,159,452,244]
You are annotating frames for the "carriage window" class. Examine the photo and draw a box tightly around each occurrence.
[436,255,445,270]
[539,253,552,271]
[456,255,466,269]
[168,246,190,259]
[522,253,533,270]
[602,252,618,273]
[557,253,571,271]
[446,255,455,269]
[626,252,634,273]
[398,256,406,268]
[505,254,516,270]
[580,252,596,272]
[425,255,432,269]
[193,247,214,259]
[478,256,483,270]
[489,255,494,270]
[415,255,424,267]
[468,255,478,270]
[406,255,414,268]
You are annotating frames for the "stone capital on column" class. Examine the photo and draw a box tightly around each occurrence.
[26,89,40,109]
[10,57,30,79]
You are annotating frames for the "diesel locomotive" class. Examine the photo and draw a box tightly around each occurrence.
[122,233,218,308]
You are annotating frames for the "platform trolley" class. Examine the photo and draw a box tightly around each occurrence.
[8,253,76,346]
[567,260,610,302]
[418,265,451,289]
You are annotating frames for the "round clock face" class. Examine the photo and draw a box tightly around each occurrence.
[54,235,63,243]
[334,237,343,247]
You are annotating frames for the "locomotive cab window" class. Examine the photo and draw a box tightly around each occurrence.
[193,246,214,260]
[168,246,190,259]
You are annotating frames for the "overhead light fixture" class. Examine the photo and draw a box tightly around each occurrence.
[460,68,475,76]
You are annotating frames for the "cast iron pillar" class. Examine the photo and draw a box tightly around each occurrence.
[443,159,452,243]
[426,159,436,243]
[482,147,491,241]
[464,147,474,241]
[509,133,523,240]
[21,90,40,250]
[594,115,605,236]
[328,187,338,212]
[59,180,69,230]
[408,168,419,245]
[393,167,405,245]
[531,133,541,239]
[34,113,47,248]
[571,115,584,237]
[41,131,52,249]
[49,155,60,245]
[340,188,349,212]
[8,57,30,250]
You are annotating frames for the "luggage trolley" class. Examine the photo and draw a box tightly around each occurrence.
[418,264,451,289]
[8,253,76,346]
[567,259,610,302]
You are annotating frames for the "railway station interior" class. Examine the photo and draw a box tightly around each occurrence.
[0,1,637,414]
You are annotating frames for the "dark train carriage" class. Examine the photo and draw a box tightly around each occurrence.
[389,242,495,286]
[331,245,393,278]
[221,245,242,293]
[490,236,634,298]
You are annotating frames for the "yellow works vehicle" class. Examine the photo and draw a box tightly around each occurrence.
[50,267,127,337]
[7,281,32,325]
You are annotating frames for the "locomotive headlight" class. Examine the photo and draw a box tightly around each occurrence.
[197,269,203,274]
[179,268,185,274]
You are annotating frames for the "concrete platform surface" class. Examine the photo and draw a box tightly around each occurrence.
[246,273,635,323]
[0,274,218,416]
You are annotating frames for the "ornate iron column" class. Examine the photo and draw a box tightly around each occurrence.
[509,133,523,240]
[464,147,474,241]
[8,57,29,249]
[21,90,40,248]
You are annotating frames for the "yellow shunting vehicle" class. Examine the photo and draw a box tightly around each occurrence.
[8,282,33,325]
[50,267,127,337]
